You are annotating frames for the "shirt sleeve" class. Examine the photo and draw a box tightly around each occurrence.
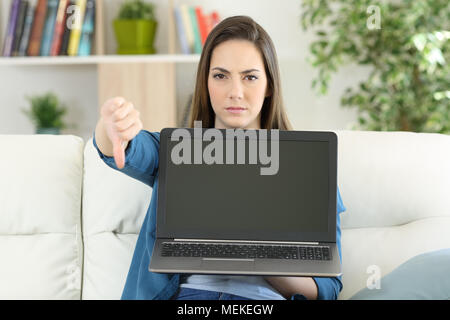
[291,186,346,300]
[92,129,160,188]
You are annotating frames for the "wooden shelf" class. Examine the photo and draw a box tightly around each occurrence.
[0,0,196,133]
[0,54,201,66]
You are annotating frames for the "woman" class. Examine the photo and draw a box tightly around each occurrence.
[93,15,346,300]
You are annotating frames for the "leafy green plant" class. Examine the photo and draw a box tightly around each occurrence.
[301,0,450,134]
[22,92,68,130]
[117,0,155,20]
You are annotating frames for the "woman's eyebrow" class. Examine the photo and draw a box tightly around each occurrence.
[211,67,261,74]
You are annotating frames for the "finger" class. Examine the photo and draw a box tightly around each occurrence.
[114,109,140,132]
[113,102,135,122]
[111,97,126,111]
[101,97,126,118]
[105,97,127,117]
[117,120,142,142]
[111,134,125,169]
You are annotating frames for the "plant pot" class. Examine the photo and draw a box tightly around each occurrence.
[113,19,158,54]
[36,127,60,135]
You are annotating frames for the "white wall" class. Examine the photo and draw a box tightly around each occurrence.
[0,0,365,142]
[0,65,99,140]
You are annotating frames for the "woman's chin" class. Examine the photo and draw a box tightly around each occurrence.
[224,115,251,125]
[223,120,248,129]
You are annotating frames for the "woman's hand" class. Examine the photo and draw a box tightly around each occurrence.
[100,97,143,169]
[264,276,318,300]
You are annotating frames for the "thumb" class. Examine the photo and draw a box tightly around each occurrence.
[111,135,125,169]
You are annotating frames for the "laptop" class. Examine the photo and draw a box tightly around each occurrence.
[149,127,342,277]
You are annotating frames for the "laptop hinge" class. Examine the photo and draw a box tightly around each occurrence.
[173,239,320,245]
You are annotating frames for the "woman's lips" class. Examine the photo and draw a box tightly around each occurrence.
[226,107,246,114]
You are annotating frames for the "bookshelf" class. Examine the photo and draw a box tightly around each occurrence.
[0,54,201,65]
[0,0,204,132]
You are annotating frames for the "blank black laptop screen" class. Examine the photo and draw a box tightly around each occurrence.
[160,135,332,242]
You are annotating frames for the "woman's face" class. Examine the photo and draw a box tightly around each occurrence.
[208,40,270,130]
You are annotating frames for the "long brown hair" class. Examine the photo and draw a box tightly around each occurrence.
[188,15,293,131]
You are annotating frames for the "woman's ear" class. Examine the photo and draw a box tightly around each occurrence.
[265,86,272,98]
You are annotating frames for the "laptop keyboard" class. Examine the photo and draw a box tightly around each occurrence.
[161,242,331,261]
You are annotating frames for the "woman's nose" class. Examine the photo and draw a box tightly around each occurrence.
[228,79,244,100]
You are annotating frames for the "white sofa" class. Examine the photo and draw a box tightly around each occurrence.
[0,130,449,300]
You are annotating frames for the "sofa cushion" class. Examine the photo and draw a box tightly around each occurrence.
[349,248,450,300]
[81,138,152,299]
[335,130,450,229]
[339,216,450,300]
[0,135,84,299]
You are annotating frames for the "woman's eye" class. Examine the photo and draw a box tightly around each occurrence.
[246,75,258,81]
[213,73,226,79]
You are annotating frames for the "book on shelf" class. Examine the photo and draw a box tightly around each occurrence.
[50,0,69,56]
[173,4,221,55]
[173,6,189,55]
[59,0,75,55]
[78,0,95,56]
[11,0,29,56]
[67,0,86,56]
[2,0,21,57]
[179,4,194,54]
[195,7,207,46]
[18,0,37,56]
[27,0,47,56]
[189,6,202,54]
[1,0,96,58]
[40,0,59,56]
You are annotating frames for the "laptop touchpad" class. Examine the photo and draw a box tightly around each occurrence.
[201,258,255,271]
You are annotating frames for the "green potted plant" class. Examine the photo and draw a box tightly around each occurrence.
[22,92,68,135]
[301,0,450,134]
[113,0,158,54]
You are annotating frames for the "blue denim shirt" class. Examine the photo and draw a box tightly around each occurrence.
[92,129,346,300]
